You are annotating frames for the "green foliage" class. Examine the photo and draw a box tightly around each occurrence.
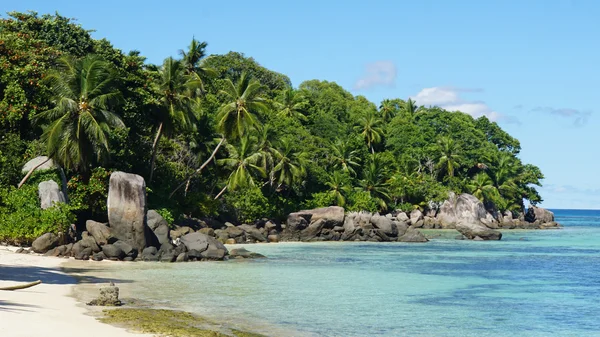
[67,167,110,218]
[224,187,275,224]
[0,184,75,244]
[155,208,175,226]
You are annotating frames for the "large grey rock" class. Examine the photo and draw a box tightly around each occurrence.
[113,240,136,258]
[370,215,398,237]
[524,206,555,224]
[170,226,193,241]
[21,156,58,173]
[286,206,345,233]
[107,172,150,252]
[38,180,66,209]
[456,222,502,240]
[180,232,228,260]
[147,210,170,246]
[229,247,266,259]
[239,224,267,242]
[80,232,101,253]
[86,220,115,246]
[102,244,125,260]
[31,233,59,253]
[435,193,502,240]
[409,209,424,226]
[398,228,429,243]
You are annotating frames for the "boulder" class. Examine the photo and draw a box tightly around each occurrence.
[286,206,344,234]
[200,246,227,260]
[225,238,236,245]
[92,252,106,261]
[198,228,215,237]
[38,180,66,210]
[31,233,59,253]
[180,232,228,260]
[147,210,171,246]
[180,232,210,252]
[102,244,125,260]
[86,220,115,246]
[267,234,279,243]
[524,206,555,224]
[86,282,121,306]
[170,226,193,240]
[300,219,326,241]
[74,247,92,260]
[80,232,101,253]
[176,252,189,262]
[141,246,159,261]
[214,229,230,243]
[107,171,150,252]
[22,156,58,173]
[229,247,266,259]
[113,240,136,258]
[370,215,398,236]
[225,226,244,238]
[456,222,502,240]
[398,228,429,242]
[286,212,311,232]
[239,224,267,242]
[396,212,409,223]
[409,209,424,226]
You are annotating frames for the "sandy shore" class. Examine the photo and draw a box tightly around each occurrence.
[0,246,150,337]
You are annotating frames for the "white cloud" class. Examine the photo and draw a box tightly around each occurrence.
[410,86,518,123]
[353,61,397,90]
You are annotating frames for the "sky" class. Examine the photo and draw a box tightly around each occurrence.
[5,0,600,209]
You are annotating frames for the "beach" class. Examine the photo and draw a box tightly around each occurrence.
[0,246,149,337]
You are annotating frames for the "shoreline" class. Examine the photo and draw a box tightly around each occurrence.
[0,245,152,337]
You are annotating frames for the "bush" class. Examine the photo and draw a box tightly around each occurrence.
[346,190,379,213]
[223,187,275,224]
[0,185,76,244]
[303,192,336,209]
[155,208,175,226]
[68,167,111,220]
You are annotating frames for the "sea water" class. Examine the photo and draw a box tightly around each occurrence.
[108,210,600,336]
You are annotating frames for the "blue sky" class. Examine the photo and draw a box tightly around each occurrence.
[5,0,600,209]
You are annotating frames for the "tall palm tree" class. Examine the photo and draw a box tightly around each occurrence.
[378,99,398,122]
[33,55,124,172]
[149,57,198,182]
[436,136,461,177]
[215,136,265,199]
[355,111,383,154]
[179,37,216,96]
[216,72,268,141]
[256,125,276,175]
[329,140,361,176]
[325,171,352,206]
[275,88,308,121]
[404,98,419,117]
[358,154,390,210]
[271,139,308,189]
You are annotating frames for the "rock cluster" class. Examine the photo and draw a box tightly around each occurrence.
[87,282,122,306]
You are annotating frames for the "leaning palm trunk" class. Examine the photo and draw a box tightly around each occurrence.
[214,185,227,200]
[149,122,164,183]
[169,138,225,198]
[17,157,51,189]
[0,280,42,291]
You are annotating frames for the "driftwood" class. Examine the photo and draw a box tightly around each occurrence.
[0,280,42,291]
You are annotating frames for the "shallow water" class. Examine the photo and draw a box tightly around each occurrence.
[105,209,600,336]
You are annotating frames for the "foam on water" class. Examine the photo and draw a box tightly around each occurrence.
[108,210,600,336]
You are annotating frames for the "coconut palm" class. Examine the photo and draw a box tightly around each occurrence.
[355,111,383,153]
[271,139,308,189]
[149,57,199,182]
[358,154,390,210]
[467,173,497,203]
[325,171,352,206]
[215,136,265,199]
[329,140,361,176]
[275,88,308,121]
[179,37,216,96]
[216,72,268,141]
[33,55,124,172]
[436,136,461,177]
[404,98,419,117]
[378,99,399,122]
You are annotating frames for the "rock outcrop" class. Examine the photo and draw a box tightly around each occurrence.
[86,220,114,246]
[31,233,60,253]
[147,210,171,246]
[38,180,66,209]
[107,172,150,252]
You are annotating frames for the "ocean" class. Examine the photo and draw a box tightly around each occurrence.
[104,209,600,336]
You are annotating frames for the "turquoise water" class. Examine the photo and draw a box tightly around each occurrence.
[110,210,600,336]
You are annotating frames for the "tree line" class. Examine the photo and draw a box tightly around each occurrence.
[0,12,543,241]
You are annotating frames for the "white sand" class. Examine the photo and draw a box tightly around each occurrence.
[0,246,150,337]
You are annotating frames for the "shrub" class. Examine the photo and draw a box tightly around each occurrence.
[224,187,275,224]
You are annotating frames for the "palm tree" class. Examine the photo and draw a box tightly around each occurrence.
[149,57,198,182]
[216,72,268,141]
[329,140,361,176]
[179,37,216,96]
[404,98,419,117]
[255,125,277,176]
[33,55,124,172]
[325,171,352,206]
[355,111,383,153]
[275,88,308,121]
[215,136,265,199]
[436,136,461,177]
[358,154,390,210]
[467,173,497,203]
[379,99,398,122]
[271,139,308,190]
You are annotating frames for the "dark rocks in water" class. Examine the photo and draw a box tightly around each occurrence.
[239,224,267,242]
[456,221,502,241]
[31,233,59,253]
[87,282,122,306]
[102,244,125,260]
[525,206,555,224]
[370,215,398,237]
[180,232,228,260]
[398,228,429,243]
[229,247,266,259]
[200,246,227,260]
[86,220,115,246]
[107,171,151,252]
[74,247,92,260]
[180,233,209,252]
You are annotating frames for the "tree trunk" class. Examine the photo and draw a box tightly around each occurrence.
[169,138,225,198]
[17,157,51,189]
[214,185,227,200]
[149,122,164,183]
[0,280,42,291]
